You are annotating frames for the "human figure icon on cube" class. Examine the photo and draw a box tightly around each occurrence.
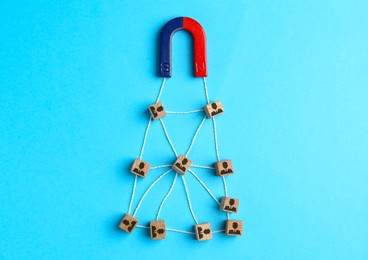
[220,197,239,213]
[133,162,145,176]
[225,220,243,236]
[210,102,223,116]
[148,102,166,120]
[151,226,165,237]
[225,198,237,212]
[214,160,234,176]
[119,214,138,233]
[130,158,151,178]
[229,222,240,235]
[172,155,192,175]
[175,158,188,172]
[204,100,224,118]
[195,223,212,241]
[150,220,166,240]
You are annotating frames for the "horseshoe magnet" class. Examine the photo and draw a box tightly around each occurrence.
[159,17,207,78]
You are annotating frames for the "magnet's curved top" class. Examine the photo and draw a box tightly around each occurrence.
[159,17,207,78]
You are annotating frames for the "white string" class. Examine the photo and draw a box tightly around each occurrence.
[128,117,152,214]
[222,175,230,219]
[203,77,210,104]
[127,175,138,214]
[212,117,221,161]
[132,169,172,217]
[212,116,230,220]
[221,176,228,197]
[166,109,204,114]
[166,228,195,235]
[181,175,199,224]
[125,75,236,236]
[155,77,167,103]
[188,169,220,205]
[159,118,178,157]
[156,173,178,220]
[185,116,207,157]
[139,117,152,159]
[136,225,149,229]
[151,164,172,170]
[135,226,225,235]
[191,165,215,170]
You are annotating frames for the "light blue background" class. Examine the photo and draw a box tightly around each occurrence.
[1,0,367,259]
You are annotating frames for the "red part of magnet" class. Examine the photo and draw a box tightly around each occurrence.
[183,17,207,77]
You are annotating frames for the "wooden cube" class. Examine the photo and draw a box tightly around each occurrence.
[119,214,138,233]
[204,100,224,118]
[150,220,166,240]
[219,197,239,213]
[172,155,192,175]
[130,158,151,178]
[225,220,243,236]
[195,223,212,241]
[214,160,234,176]
[148,102,166,120]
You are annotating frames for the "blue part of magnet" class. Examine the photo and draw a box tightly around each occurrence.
[159,17,184,77]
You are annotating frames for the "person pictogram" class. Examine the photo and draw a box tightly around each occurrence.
[224,198,237,212]
[210,102,223,116]
[149,105,164,118]
[197,226,211,239]
[133,162,146,176]
[122,219,137,232]
[151,225,165,238]
[220,161,233,175]
[229,222,241,235]
[175,158,188,172]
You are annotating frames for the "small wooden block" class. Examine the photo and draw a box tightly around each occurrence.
[130,158,151,178]
[150,220,166,240]
[225,220,243,236]
[195,223,212,241]
[219,197,239,213]
[148,102,166,120]
[172,155,192,175]
[214,160,234,176]
[204,100,224,118]
[119,214,138,233]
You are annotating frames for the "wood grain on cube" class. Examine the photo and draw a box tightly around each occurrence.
[130,158,151,178]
